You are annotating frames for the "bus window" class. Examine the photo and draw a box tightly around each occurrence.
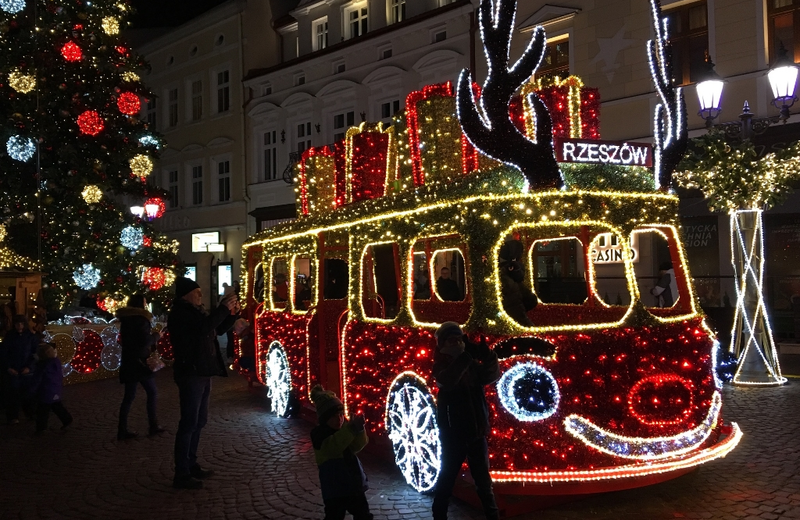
[253,263,265,303]
[531,238,587,304]
[362,243,401,320]
[632,228,686,311]
[591,233,631,306]
[294,256,315,311]
[271,258,289,310]
[412,250,431,300]
[323,258,348,300]
[432,250,466,302]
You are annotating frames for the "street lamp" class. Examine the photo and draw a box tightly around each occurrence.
[768,45,799,122]
[130,205,144,218]
[696,55,724,128]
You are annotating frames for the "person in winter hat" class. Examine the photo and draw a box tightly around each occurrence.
[168,277,239,490]
[3,314,38,424]
[115,294,165,440]
[431,322,501,520]
[309,384,373,520]
[32,343,72,433]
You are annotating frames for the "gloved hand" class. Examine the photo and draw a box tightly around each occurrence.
[349,414,366,432]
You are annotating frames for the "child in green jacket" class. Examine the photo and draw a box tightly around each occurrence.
[310,384,373,520]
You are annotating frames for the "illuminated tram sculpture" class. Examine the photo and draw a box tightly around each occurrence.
[239,0,741,497]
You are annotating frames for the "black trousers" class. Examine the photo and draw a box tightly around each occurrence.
[432,434,499,520]
[323,494,373,520]
[174,376,211,477]
[119,376,158,432]
[36,401,72,431]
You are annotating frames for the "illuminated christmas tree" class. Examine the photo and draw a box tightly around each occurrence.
[0,0,181,311]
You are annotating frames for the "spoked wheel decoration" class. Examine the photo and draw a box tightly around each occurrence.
[385,371,442,493]
[266,342,292,417]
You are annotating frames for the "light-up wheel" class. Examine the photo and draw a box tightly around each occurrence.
[266,342,291,417]
[385,372,441,493]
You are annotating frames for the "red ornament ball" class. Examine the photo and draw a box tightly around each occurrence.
[61,41,82,62]
[142,267,166,291]
[117,92,141,116]
[77,110,104,136]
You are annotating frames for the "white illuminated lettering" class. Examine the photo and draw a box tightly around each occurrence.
[562,142,577,161]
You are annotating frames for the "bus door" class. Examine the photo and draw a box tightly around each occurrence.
[309,231,349,395]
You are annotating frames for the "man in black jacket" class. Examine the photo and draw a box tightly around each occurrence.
[168,277,238,489]
[431,322,501,520]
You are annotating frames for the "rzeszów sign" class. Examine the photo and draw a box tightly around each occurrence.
[556,138,653,167]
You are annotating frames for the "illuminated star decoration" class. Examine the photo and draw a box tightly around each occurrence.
[385,371,442,493]
[589,25,637,83]
[6,135,36,162]
[73,263,101,290]
[266,342,292,417]
[497,361,560,422]
[0,0,25,14]
[120,226,143,250]
[8,70,36,93]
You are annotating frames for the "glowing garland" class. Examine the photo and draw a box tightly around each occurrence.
[497,361,560,422]
[384,371,442,493]
[564,391,722,460]
[72,263,101,290]
[6,135,36,162]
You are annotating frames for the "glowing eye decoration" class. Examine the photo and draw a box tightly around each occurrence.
[121,71,140,82]
[129,154,153,177]
[0,0,25,14]
[101,16,120,35]
[6,135,36,162]
[61,41,83,62]
[8,71,36,93]
[116,92,140,115]
[81,185,103,204]
[77,110,104,136]
[120,226,144,250]
[73,263,101,290]
[497,361,560,422]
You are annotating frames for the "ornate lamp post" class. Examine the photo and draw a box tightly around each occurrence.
[684,52,800,385]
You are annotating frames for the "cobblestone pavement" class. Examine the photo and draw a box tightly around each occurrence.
[2,358,800,520]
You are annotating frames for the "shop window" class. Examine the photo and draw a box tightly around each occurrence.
[271,257,289,309]
[323,258,349,300]
[631,228,689,314]
[362,243,401,320]
[590,233,631,306]
[293,256,316,312]
[531,237,587,304]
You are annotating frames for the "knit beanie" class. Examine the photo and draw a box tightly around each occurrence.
[175,277,200,299]
[310,384,344,424]
[435,321,464,346]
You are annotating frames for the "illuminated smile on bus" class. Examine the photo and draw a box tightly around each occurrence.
[563,391,722,460]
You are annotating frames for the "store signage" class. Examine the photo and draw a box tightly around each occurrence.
[591,233,639,264]
[556,138,653,167]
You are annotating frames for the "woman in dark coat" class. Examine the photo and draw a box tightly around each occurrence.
[3,315,38,423]
[116,294,164,440]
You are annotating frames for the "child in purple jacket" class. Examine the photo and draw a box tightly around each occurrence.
[34,344,72,433]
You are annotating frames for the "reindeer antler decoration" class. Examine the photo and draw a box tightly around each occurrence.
[456,0,562,190]
[648,0,688,190]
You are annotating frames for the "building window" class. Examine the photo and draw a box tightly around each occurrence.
[333,111,355,142]
[297,122,312,153]
[168,170,179,209]
[168,88,178,127]
[263,130,278,181]
[389,0,405,24]
[191,80,203,121]
[146,97,157,128]
[768,0,800,63]
[380,100,401,121]
[347,4,368,38]
[334,60,346,74]
[192,165,203,205]
[217,70,230,112]
[314,17,328,51]
[537,38,570,83]
[664,1,708,85]
[218,160,231,202]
